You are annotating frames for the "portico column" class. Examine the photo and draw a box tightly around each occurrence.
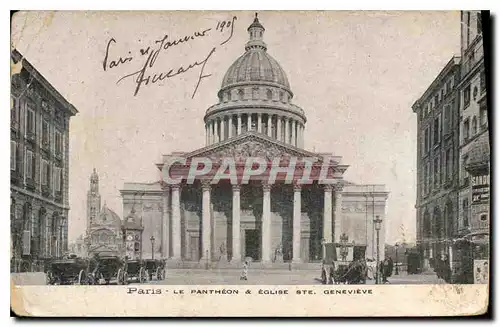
[201,182,212,261]
[323,185,333,246]
[276,116,282,141]
[228,115,233,139]
[171,184,181,259]
[247,113,252,132]
[267,115,272,137]
[210,120,215,145]
[161,186,170,258]
[291,120,297,146]
[333,183,343,243]
[257,113,262,133]
[284,118,290,144]
[292,184,301,263]
[231,184,241,262]
[261,184,272,263]
[237,114,242,136]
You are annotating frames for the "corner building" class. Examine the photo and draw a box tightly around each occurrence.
[121,15,389,267]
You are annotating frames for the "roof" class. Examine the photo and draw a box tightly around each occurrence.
[11,49,78,116]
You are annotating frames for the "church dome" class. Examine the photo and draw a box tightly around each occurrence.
[221,51,290,90]
[94,203,122,228]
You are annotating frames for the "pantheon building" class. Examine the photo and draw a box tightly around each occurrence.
[121,15,389,267]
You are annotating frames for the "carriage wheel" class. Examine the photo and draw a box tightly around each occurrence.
[78,270,86,285]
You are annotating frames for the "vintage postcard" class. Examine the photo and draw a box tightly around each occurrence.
[10,10,490,317]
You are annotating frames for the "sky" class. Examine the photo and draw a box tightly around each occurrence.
[11,11,461,245]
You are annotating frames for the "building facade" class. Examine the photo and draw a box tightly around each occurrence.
[121,15,389,267]
[412,57,461,270]
[457,11,489,240]
[10,49,78,272]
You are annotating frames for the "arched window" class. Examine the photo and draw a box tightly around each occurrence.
[227,91,232,101]
[238,89,244,100]
[472,116,478,135]
[252,88,259,100]
[279,91,284,102]
[266,89,273,100]
[462,199,469,228]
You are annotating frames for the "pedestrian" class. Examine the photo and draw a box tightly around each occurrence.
[328,261,336,284]
[442,255,451,283]
[379,260,387,283]
[386,257,394,279]
[320,260,327,284]
[240,260,248,281]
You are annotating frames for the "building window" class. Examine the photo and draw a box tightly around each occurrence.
[463,119,470,141]
[443,105,451,135]
[238,89,244,100]
[440,89,444,100]
[463,85,471,108]
[11,141,17,171]
[433,116,440,145]
[472,116,478,135]
[55,130,63,156]
[266,89,272,100]
[434,157,440,187]
[446,80,452,94]
[279,91,284,102]
[463,199,469,228]
[480,105,488,127]
[227,91,232,101]
[480,214,487,221]
[54,167,62,192]
[41,160,50,186]
[26,106,35,135]
[434,94,439,107]
[446,148,452,181]
[42,119,50,147]
[25,150,34,180]
[424,126,429,154]
[466,12,471,46]
[11,96,19,125]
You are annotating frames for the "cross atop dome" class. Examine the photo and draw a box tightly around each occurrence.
[246,13,267,51]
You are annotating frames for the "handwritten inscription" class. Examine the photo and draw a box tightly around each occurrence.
[103,16,237,99]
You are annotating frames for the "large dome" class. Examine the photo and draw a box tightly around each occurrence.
[221,50,290,90]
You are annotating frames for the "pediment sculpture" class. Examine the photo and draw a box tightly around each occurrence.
[209,140,291,161]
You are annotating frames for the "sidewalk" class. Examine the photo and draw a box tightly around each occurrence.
[11,272,47,286]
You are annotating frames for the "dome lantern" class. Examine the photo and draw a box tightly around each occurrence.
[245,13,267,51]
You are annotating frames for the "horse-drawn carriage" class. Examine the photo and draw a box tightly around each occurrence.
[143,259,166,281]
[320,242,369,285]
[91,254,128,285]
[46,255,91,285]
[125,259,148,283]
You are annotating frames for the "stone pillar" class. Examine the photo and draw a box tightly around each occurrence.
[171,184,181,259]
[292,184,301,263]
[228,115,233,139]
[231,184,241,262]
[333,184,343,243]
[161,186,170,258]
[291,120,297,146]
[210,120,215,145]
[201,182,211,261]
[267,115,272,137]
[277,116,282,142]
[261,184,272,263]
[247,113,252,132]
[237,114,242,136]
[284,118,290,144]
[216,119,221,143]
[257,113,262,133]
[323,184,333,244]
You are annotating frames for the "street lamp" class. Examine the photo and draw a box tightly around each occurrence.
[150,236,155,260]
[374,215,383,284]
[395,242,400,275]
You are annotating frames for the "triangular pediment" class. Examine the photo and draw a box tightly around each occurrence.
[182,132,330,162]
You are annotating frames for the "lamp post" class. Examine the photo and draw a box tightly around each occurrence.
[395,242,400,275]
[150,236,155,260]
[374,215,383,284]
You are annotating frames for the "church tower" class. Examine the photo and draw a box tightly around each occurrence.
[87,168,101,233]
